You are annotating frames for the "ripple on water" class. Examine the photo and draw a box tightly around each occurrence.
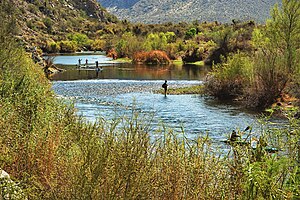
[52,79,258,148]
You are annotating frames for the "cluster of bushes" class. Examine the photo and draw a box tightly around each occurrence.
[41,19,255,64]
[44,33,96,53]
[32,3,256,67]
[20,0,257,64]
[205,0,300,109]
[205,52,252,99]
[45,40,77,53]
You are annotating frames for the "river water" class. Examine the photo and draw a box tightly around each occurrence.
[50,53,259,146]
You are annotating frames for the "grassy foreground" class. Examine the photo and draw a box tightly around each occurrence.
[1,38,300,200]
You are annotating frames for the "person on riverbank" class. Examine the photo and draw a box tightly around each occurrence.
[162,80,168,97]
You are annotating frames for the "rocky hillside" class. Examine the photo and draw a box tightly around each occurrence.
[97,0,280,24]
[12,0,118,49]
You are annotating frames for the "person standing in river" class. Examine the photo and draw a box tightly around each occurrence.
[95,61,99,71]
[162,80,168,97]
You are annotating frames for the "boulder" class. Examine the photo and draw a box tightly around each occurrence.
[0,169,27,200]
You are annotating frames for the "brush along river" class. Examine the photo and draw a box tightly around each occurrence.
[49,53,269,150]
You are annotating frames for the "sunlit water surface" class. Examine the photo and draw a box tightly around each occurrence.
[51,53,261,149]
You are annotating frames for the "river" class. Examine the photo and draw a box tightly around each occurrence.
[50,52,260,147]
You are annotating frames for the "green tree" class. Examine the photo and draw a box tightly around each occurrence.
[144,32,168,51]
[165,31,176,43]
[67,33,91,48]
[116,39,127,57]
[269,0,300,74]
[185,27,197,39]
[249,0,300,107]
[115,32,144,58]
[59,40,78,53]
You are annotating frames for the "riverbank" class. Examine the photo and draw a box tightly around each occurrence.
[157,85,204,95]
[173,60,205,66]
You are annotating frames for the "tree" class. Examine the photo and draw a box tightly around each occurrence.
[116,39,127,58]
[144,32,168,51]
[67,33,91,48]
[185,27,197,39]
[165,31,176,43]
[269,0,300,74]
[249,0,300,107]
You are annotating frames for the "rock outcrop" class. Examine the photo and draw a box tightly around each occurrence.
[0,170,27,200]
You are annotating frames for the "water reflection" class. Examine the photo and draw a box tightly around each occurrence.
[48,52,210,81]
[50,63,210,81]
[46,52,112,65]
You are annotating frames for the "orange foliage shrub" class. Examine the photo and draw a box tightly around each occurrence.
[133,50,171,64]
[107,48,118,59]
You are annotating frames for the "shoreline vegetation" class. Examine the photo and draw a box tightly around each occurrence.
[1,0,300,199]
[18,0,299,111]
[157,85,205,95]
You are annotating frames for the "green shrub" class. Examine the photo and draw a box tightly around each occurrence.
[165,31,176,43]
[185,27,197,39]
[42,17,53,32]
[205,52,252,99]
[67,33,91,48]
[144,32,168,51]
[114,32,145,58]
[91,39,105,51]
[244,0,300,108]
[45,41,61,53]
[116,38,127,58]
[59,40,78,53]
[0,31,74,198]
[204,27,234,65]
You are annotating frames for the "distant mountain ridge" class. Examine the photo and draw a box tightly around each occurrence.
[97,0,280,24]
